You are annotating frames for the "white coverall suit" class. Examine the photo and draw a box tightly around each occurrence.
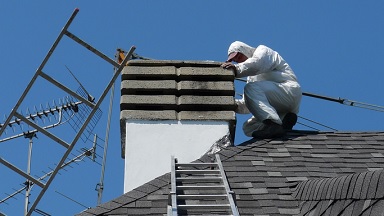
[229,41,302,137]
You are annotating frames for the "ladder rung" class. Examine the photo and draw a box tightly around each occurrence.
[177,163,217,167]
[39,71,95,109]
[176,169,220,174]
[177,185,225,190]
[14,112,70,149]
[178,204,231,210]
[64,30,120,68]
[0,157,45,188]
[177,177,222,182]
[171,155,240,216]
[177,194,228,200]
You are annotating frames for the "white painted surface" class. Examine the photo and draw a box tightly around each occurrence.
[124,120,230,193]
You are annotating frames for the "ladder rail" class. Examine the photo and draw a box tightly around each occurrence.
[215,154,239,216]
[170,156,178,216]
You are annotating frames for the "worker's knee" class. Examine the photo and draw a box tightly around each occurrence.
[244,82,263,96]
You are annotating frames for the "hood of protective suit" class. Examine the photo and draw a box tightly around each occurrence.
[227,41,256,59]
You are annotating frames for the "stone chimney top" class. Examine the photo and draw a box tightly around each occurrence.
[120,60,236,192]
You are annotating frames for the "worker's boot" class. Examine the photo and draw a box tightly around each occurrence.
[252,119,285,139]
[282,113,297,130]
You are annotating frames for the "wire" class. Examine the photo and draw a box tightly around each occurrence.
[233,78,384,131]
[34,208,51,216]
[296,122,320,131]
[298,116,338,131]
[55,190,89,209]
[236,78,384,113]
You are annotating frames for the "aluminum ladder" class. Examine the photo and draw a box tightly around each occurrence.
[0,8,135,216]
[169,154,239,216]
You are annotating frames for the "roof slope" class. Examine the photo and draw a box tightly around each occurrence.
[77,131,384,216]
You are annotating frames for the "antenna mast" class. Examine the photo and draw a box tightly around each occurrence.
[24,132,34,216]
[0,8,135,215]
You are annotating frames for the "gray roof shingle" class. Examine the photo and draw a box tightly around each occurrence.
[77,131,384,215]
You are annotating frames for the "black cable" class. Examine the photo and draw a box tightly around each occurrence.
[298,116,338,131]
[235,78,384,113]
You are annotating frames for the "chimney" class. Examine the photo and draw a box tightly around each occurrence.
[120,60,236,192]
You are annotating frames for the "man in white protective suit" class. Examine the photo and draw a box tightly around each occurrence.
[221,41,302,139]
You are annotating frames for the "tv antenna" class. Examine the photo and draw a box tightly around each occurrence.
[0,96,82,143]
[0,95,99,215]
[0,8,135,216]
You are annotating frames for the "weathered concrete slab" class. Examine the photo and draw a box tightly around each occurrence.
[178,95,235,105]
[122,66,177,80]
[121,80,234,96]
[178,67,232,76]
[120,110,236,121]
[120,110,177,120]
[178,81,234,95]
[121,95,235,111]
[121,80,177,95]
[121,95,176,105]
[178,111,236,121]
[178,81,233,90]
[126,60,223,67]
[122,60,234,81]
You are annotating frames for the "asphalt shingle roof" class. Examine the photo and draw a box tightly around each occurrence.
[293,169,384,215]
[77,131,384,216]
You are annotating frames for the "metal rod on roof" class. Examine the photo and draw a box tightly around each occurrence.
[235,78,384,112]
[25,135,34,216]
[301,92,344,103]
[303,92,384,112]
[95,50,119,205]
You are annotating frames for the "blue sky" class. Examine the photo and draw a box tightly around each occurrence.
[1,1,384,215]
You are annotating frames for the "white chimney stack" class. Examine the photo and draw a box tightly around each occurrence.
[120,60,236,192]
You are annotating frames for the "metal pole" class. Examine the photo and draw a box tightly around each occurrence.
[301,92,344,104]
[236,78,384,112]
[97,65,117,205]
[24,135,34,216]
